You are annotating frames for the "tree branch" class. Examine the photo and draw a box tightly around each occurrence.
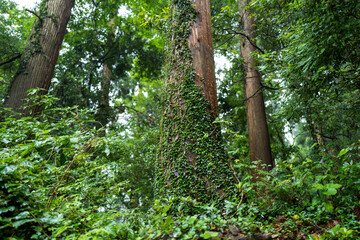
[243,85,264,102]
[91,0,99,7]
[215,34,236,49]
[25,9,42,20]
[243,85,279,102]
[238,31,265,54]
[263,85,280,91]
[0,54,22,67]
[217,28,265,54]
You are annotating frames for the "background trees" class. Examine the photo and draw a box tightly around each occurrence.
[4,0,75,115]
[238,0,273,174]
[0,1,33,99]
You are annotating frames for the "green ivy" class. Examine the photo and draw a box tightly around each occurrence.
[157,0,237,204]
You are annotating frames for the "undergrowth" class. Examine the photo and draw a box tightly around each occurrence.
[1,93,360,239]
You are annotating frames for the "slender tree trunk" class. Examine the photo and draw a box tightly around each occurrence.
[158,0,236,202]
[4,0,75,116]
[95,19,115,128]
[95,63,112,127]
[238,0,273,174]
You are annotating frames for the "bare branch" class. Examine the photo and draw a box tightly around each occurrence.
[215,34,236,49]
[243,85,264,102]
[243,85,279,102]
[216,28,265,54]
[25,9,42,20]
[91,0,99,7]
[0,54,22,67]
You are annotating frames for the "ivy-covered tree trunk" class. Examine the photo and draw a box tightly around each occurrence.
[238,0,274,173]
[158,0,236,202]
[4,0,75,115]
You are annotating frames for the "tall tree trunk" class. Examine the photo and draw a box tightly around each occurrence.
[95,19,115,128]
[188,0,218,119]
[238,0,274,174]
[4,0,75,116]
[95,62,112,127]
[158,0,236,202]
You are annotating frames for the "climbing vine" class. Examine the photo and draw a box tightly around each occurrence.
[157,0,237,204]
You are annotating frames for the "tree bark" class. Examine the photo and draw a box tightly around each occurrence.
[188,0,218,119]
[4,0,75,116]
[238,0,274,174]
[95,19,115,128]
[158,0,236,202]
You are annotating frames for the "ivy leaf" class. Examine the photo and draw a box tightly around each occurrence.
[200,231,218,239]
[200,231,211,239]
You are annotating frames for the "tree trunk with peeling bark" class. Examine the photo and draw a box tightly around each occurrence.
[238,0,274,175]
[158,0,236,202]
[188,0,218,119]
[4,0,75,116]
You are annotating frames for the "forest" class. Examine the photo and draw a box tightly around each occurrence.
[0,0,359,239]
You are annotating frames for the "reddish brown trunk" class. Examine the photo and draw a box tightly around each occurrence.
[238,0,273,173]
[4,0,75,116]
[188,0,218,119]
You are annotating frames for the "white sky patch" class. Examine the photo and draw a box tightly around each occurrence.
[284,125,294,145]
[215,54,231,79]
[215,54,231,71]
[12,0,39,9]
[118,6,131,17]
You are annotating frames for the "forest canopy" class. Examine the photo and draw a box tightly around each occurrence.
[0,0,359,239]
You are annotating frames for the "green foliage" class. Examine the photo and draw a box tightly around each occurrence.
[251,0,360,155]
[0,0,33,98]
[52,0,164,122]
[1,0,360,238]
[0,94,158,238]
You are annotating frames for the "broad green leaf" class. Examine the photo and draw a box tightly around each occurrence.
[312,183,323,190]
[13,219,35,228]
[0,206,15,214]
[324,184,342,189]
[338,148,349,157]
[15,211,29,219]
[322,188,337,195]
[1,165,18,174]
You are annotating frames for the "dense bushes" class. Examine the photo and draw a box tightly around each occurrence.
[1,96,360,239]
